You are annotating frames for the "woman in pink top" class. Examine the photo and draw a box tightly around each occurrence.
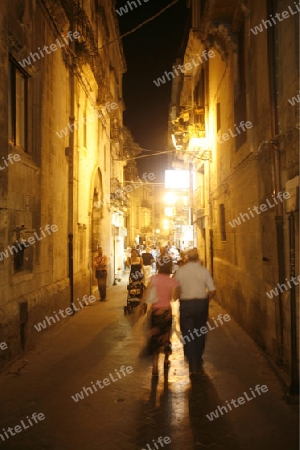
[145,259,179,377]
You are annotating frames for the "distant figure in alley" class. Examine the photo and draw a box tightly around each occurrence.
[94,247,108,301]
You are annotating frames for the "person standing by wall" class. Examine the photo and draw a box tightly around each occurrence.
[94,247,108,301]
[175,248,216,379]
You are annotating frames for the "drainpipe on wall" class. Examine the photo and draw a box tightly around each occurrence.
[267,0,285,363]
[208,159,213,276]
[288,212,299,396]
[68,33,75,310]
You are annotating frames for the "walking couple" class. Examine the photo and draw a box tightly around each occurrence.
[142,247,216,379]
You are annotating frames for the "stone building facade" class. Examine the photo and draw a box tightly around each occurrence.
[0,0,126,368]
[170,0,299,372]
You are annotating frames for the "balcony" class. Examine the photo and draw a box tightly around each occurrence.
[59,0,105,91]
[199,0,245,61]
[110,178,128,209]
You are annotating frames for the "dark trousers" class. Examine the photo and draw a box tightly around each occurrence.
[180,299,209,373]
[96,270,107,300]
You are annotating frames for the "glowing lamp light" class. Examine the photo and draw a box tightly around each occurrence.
[189,137,209,150]
[165,170,189,189]
[171,134,183,150]
[171,134,177,148]
[164,192,177,204]
[163,219,169,230]
[165,207,174,217]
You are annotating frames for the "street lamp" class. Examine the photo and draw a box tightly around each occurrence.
[163,219,169,230]
[165,206,175,217]
[164,192,177,205]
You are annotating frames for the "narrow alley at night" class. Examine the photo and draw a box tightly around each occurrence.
[0,0,299,449]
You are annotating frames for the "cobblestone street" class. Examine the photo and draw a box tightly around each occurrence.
[0,278,298,450]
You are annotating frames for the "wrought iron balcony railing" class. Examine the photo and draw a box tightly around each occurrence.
[110,178,128,208]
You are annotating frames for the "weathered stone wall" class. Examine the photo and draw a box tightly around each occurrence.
[0,0,71,369]
[209,0,299,370]
[0,0,126,369]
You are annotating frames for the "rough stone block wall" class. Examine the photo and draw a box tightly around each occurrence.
[208,0,299,371]
[0,0,72,367]
[0,278,70,370]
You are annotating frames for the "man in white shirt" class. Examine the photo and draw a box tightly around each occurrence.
[175,248,216,378]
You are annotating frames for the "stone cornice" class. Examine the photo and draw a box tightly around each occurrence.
[199,0,248,60]
[206,23,237,61]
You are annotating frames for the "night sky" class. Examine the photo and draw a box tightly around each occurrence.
[115,0,190,180]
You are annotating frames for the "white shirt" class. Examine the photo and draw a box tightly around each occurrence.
[174,261,216,300]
